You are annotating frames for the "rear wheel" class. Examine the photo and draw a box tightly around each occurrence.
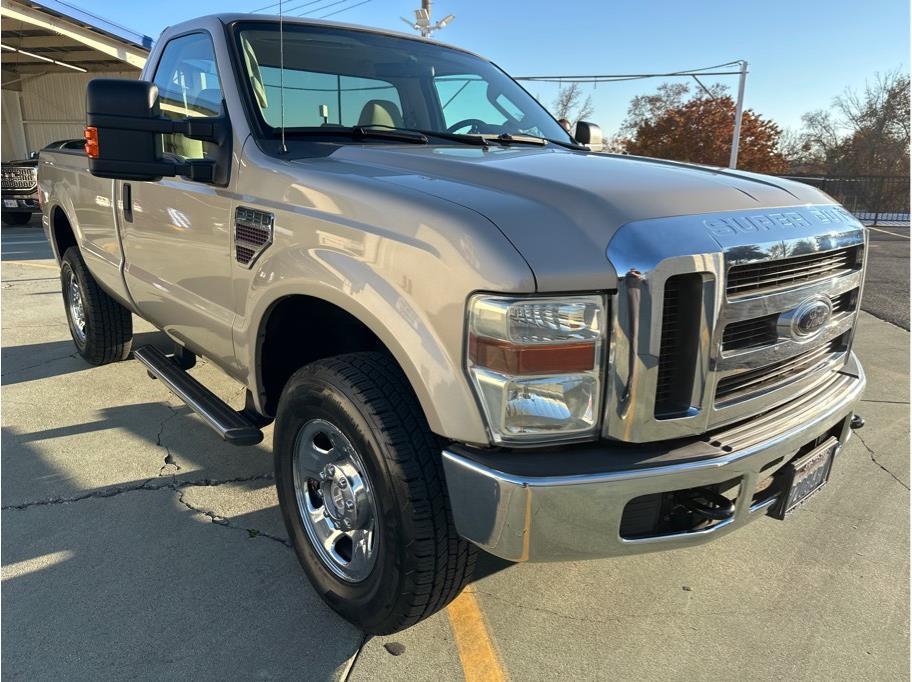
[61,247,133,365]
[274,352,476,634]
[2,212,31,226]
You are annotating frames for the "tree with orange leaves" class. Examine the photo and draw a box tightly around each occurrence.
[621,83,788,174]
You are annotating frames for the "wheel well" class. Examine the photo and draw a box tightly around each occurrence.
[51,206,76,260]
[259,296,388,415]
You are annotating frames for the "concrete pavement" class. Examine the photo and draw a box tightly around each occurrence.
[1,221,909,680]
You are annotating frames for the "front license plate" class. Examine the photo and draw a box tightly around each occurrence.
[771,439,838,519]
[3,200,18,208]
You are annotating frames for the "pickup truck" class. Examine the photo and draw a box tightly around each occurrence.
[39,13,867,634]
[2,140,84,226]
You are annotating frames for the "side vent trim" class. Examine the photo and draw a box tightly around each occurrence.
[234,206,274,267]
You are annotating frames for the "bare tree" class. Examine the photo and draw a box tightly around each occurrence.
[552,82,594,127]
[790,70,910,176]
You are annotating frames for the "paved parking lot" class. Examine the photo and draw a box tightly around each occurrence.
[2,218,909,680]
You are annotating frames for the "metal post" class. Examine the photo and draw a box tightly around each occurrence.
[728,60,748,169]
[421,0,432,37]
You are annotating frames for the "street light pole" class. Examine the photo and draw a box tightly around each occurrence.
[728,60,748,169]
[401,0,454,38]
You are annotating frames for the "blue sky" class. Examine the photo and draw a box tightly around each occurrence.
[70,0,909,134]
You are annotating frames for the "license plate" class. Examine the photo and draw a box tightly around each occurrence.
[3,200,18,208]
[771,439,838,519]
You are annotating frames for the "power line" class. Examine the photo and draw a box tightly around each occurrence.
[252,0,325,14]
[319,0,372,19]
[515,60,747,84]
[299,0,355,16]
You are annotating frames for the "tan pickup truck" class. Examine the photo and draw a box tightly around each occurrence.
[39,13,867,634]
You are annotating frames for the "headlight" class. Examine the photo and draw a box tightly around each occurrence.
[466,294,606,444]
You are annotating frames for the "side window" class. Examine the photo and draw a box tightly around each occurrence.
[152,33,223,161]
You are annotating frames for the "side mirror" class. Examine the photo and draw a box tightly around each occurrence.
[28,151,39,160]
[574,121,604,152]
[85,79,230,184]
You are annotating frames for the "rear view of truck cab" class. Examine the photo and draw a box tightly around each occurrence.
[37,13,866,634]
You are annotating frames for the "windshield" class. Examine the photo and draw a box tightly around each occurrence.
[234,23,574,145]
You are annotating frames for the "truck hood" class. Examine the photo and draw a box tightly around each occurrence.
[324,145,834,291]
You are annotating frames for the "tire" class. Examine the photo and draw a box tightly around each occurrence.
[2,212,31,226]
[274,352,476,634]
[60,246,133,365]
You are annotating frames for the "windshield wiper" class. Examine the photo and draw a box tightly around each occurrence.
[481,133,548,147]
[411,129,490,147]
[282,126,428,144]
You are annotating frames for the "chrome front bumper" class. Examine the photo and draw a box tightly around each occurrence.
[442,354,865,562]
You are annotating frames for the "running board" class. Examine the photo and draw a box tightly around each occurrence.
[133,345,263,446]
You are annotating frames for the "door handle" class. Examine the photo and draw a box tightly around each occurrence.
[122,183,133,223]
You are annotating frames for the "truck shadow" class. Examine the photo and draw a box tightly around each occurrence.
[1,331,172,386]
[0,222,53,261]
[1,418,363,678]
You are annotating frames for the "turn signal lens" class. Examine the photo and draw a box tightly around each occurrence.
[469,335,595,374]
[466,294,606,444]
[84,126,99,158]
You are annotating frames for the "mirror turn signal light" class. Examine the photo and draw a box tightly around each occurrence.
[84,126,99,159]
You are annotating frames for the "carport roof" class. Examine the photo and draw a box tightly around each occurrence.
[1,0,152,76]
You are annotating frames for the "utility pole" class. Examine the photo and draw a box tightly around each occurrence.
[728,60,748,169]
[402,0,455,38]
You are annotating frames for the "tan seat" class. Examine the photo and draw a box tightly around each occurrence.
[357,100,404,128]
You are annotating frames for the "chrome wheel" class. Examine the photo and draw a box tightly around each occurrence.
[66,270,86,344]
[292,419,378,583]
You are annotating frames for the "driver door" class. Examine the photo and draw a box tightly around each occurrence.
[119,31,235,361]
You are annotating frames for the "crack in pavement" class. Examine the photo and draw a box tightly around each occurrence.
[861,398,910,405]
[174,484,290,547]
[144,399,288,546]
[155,403,183,477]
[340,633,371,682]
[854,430,910,491]
[1,473,277,511]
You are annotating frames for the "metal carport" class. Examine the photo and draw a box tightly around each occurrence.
[1,0,151,160]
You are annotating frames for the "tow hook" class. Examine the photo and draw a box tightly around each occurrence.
[678,487,735,521]
[850,414,865,430]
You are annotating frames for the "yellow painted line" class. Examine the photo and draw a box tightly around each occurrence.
[2,260,59,270]
[447,588,507,682]
[867,225,911,239]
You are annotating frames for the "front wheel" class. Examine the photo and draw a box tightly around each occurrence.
[274,352,476,634]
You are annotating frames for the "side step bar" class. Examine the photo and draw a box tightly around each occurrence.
[133,345,263,446]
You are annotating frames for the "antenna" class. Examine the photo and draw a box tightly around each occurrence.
[279,0,287,153]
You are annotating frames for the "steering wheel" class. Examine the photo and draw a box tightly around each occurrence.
[446,118,490,134]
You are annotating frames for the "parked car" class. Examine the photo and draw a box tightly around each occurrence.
[2,139,83,225]
[38,14,867,634]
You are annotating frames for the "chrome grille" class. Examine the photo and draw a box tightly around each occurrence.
[1,166,35,191]
[721,289,858,352]
[727,246,861,297]
[715,336,846,405]
[604,204,865,444]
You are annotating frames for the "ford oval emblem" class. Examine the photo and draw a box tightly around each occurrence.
[778,297,833,341]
